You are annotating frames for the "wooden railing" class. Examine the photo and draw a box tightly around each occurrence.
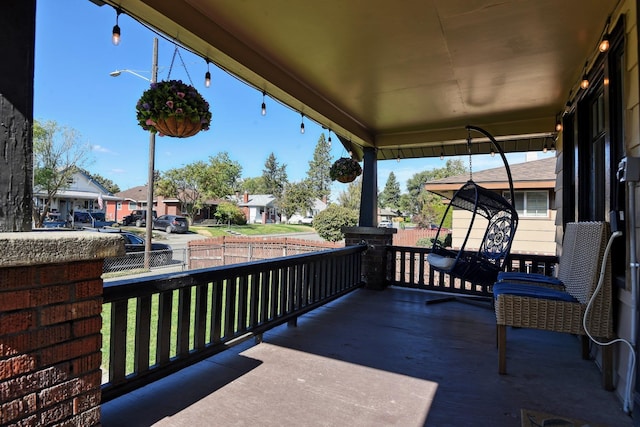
[101,244,366,402]
[386,246,558,297]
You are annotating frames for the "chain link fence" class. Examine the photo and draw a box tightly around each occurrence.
[103,248,187,274]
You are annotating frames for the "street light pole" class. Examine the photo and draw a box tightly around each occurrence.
[144,37,158,269]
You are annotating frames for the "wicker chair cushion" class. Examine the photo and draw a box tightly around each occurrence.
[496,271,563,287]
[493,282,577,302]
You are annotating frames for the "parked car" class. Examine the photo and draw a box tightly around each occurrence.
[378,220,393,228]
[88,228,173,271]
[121,209,157,227]
[153,215,189,234]
[299,216,314,225]
[73,210,116,228]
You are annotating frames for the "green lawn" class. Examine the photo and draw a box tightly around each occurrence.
[191,223,313,237]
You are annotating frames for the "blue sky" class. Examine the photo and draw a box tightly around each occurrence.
[34,0,554,196]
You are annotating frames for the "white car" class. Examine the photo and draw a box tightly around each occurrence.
[378,220,393,228]
[300,216,314,225]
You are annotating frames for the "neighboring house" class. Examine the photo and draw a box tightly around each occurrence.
[238,192,279,224]
[378,208,400,224]
[424,156,557,255]
[237,192,328,224]
[108,185,183,224]
[33,170,120,222]
[310,197,328,217]
[286,197,329,224]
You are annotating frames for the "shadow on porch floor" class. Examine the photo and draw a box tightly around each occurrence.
[101,287,631,426]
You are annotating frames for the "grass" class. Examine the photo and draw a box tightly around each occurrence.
[102,287,212,377]
[101,278,261,379]
[190,223,313,237]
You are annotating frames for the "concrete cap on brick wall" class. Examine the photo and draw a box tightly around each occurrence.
[0,231,125,267]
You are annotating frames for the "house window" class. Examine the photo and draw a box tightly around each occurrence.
[116,202,122,211]
[503,191,548,217]
[128,202,137,210]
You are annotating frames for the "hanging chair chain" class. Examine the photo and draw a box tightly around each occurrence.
[167,45,194,86]
[467,129,473,181]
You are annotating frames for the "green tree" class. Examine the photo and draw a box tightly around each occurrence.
[406,159,467,216]
[156,161,208,219]
[215,201,247,225]
[204,152,242,199]
[336,178,361,211]
[378,171,401,209]
[410,159,467,227]
[156,152,242,219]
[33,120,92,227]
[313,204,358,242]
[398,193,412,216]
[279,181,315,221]
[241,176,267,195]
[306,133,332,201]
[262,152,288,200]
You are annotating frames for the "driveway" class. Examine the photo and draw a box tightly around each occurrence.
[155,230,209,250]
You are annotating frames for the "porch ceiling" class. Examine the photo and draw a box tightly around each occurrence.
[96,0,618,160]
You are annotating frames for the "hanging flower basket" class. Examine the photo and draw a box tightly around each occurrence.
[330,157,362,183]
[136,79,212,138]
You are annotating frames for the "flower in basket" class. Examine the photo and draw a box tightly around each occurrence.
[136,79,212,138]
[330,157,362,183]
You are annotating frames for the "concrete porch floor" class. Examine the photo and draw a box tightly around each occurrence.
[101,287,631,426]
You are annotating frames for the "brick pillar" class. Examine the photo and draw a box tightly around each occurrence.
[343,226,396,290]
[0,232,122,426]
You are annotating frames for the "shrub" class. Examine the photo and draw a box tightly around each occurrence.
[215,201,247,225]
[313,205,358,242]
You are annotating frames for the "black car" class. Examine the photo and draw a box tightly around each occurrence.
[153,215,189,234]
[121,209,157,227]
[89,229,173,271]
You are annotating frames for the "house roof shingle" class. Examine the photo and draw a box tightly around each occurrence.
[425,157,556,192]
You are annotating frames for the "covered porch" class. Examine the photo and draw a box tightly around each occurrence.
[1,0,639,425]
[101,286,629,426]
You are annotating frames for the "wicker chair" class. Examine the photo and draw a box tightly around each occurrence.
[493,222,614,389]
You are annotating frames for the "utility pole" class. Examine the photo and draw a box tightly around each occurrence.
[144,37,158,269]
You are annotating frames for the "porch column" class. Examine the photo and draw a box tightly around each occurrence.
[344,226,396,290]
[0,1,36,231]
[0,232,123,426]
[359,147,378,227]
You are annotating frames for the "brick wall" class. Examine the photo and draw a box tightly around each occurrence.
[0,232,122,426]
[0,259,104,425]
[344,227,396,290]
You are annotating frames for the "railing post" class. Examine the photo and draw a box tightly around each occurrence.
[0,232,123,426]
[343,226,396,290]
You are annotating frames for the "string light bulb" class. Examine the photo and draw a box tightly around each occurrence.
[599,34,610,53]
[300,113,305,134]
[204,60,211,88]
[112,9,122,46]
[261,91,267,116]
[490,147,495,157]
[580,61,589,90]
[555,114,563,132]
[543,143,548,153]
[439,147,444,160]
[327,130,332,146]
[599,16,611,53]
